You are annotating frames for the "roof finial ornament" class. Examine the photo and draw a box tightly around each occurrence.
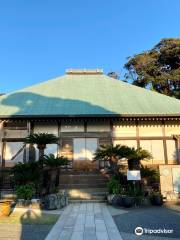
[66,69,103,75]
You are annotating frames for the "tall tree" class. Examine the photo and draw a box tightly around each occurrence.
[124,38,180,99]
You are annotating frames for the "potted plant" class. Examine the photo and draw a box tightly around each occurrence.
[122,186,135,208]
[150,192,163,206]
[107,177,123,205]
[16,184,35,206]
[11,161,40,197]
[0,200,11,216]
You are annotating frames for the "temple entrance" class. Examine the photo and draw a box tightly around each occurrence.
[73,138,98,170]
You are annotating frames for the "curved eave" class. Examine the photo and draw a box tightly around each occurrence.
[0,113,180,120]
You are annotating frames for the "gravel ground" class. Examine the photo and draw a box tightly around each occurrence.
[0,224,52,240]
[113,207,180,240]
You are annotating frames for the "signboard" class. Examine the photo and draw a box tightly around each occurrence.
[127,170,141,181]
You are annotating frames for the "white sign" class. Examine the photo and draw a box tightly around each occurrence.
[127,170,141,181]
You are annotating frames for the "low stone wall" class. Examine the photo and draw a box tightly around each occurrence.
[159,165,180,200]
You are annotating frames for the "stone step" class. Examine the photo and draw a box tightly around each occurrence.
[0,189,15,199]
[59,174,109,187]
[60,170,101,175]
[59,183,107,188]
[59,180,108,185]
[59,175,108,181]
[64,188,108,200]
[69,199,106,203]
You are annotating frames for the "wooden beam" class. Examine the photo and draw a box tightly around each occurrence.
[2,138,25,142]
[112,136,174,140]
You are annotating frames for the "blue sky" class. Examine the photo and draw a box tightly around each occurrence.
[0,0,179,93]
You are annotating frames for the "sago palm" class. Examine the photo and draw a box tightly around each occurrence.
[94,144,132,175]
[127,148,152,170]
[43,154,68,193]
[25,133,59,160]
[43,154,68,168]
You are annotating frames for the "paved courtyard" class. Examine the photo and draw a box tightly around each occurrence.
[45,203,122,240]
[113,206,180,240]
[1,203,180,240]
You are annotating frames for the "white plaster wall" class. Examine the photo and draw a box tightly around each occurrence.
[61,122,84,132]
[165,121,180,136]
[34,123,58,136]
[87,122,110,132]
[113,122,136,137]
[4,129,28,138]
[166,140,177,164]
[113,140,137,148]
[139,121,163,136]
[140,140,165,164]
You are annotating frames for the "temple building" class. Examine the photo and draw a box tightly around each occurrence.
[0,69,180,168]
[0,69,180,198]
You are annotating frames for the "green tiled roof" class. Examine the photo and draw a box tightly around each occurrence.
[0,73,180,117]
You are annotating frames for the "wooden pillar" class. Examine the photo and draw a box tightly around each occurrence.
[173,135,180,164]
[162,120,168,165]
[136,120,140,148]
[58,121,61,156]
[110,120,113,145]
[26,120,34,163]
[0,121,4,167]
[2,142,6,167]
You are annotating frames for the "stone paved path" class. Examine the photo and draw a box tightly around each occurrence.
[45,203,123,240]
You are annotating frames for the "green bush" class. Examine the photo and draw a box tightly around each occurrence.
[16,184,35,200]
[149,192,163,206]
[107,178,122,194]
[11,162,40,186]
[125,183,144,197]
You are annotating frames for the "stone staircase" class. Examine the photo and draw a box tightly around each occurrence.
[0,189,15,199]
[59,171,109,202]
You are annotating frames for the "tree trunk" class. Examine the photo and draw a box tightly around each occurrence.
[38,144,46,161]
[37,144,46,196]
[109,157,119,177]
[29,144,36,163]
[128,159,140,170]
[55,168,60,187]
